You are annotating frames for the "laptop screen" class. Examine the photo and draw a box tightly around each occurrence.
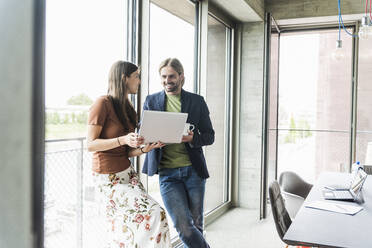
[350,169,368,196]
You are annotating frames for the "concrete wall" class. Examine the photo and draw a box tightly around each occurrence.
[238,22,265,208]
[0,1,35,247]
[245,0,265,20]
[266,0,364,20]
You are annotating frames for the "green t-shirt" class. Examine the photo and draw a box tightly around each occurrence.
[159,94,191,168]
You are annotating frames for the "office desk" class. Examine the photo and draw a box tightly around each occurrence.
[283,172,372,248]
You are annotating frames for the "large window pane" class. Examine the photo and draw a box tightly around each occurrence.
[147,2,195,94]
[146,0,196,240]
[277,131,350,180]
[45,0,126,140]
[203,15,229,213]
[45,1,127,247]
[268,32,279,187]
[274,29,352,183]
[356,36,372,165]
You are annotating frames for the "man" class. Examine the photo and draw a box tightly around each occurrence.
[142,58,214,248]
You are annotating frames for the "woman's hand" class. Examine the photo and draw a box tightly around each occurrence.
[142,141,165,153]
[120,133,144,148]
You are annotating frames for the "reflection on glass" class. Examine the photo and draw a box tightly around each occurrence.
[273,29,352,182]
[203,15,229,213]
[146,1,195,240]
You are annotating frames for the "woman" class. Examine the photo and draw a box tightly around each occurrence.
[87,61,170,248]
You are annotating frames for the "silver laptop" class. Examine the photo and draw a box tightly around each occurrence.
[323,169,368,201]
[139,110,188,144]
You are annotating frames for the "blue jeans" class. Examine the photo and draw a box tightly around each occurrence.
[159,166,209,248]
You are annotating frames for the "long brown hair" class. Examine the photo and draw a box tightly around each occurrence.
[107,61,138,132]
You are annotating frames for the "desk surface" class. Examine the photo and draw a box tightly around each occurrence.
[283,172,372,248]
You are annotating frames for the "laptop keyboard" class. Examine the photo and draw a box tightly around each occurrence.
[333,190,352,198]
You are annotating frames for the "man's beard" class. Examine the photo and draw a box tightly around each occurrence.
[164,82,179,93]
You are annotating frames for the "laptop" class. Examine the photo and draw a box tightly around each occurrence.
[138,110,188,144]
[323,169,368,201]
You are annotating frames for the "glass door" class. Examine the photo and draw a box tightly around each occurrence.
[268,28,354,184]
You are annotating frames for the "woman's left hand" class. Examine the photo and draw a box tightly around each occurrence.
[142,141,165,153]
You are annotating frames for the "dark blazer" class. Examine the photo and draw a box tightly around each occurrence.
[142,89,215,179]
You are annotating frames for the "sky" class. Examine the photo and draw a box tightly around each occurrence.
[45,0,194,107]
[279,33,319,125]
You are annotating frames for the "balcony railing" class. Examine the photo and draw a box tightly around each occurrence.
[44,137,106,248]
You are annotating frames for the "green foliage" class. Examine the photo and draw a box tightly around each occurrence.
[46,112,61,125]
[67,93,93,106]
[45,123,87,140]
[62,114,70,124]
[284,116,312,144]
[71,112,76,123]
[46,111,87,125]
[284,116,297,143]
[298,119,312,138]
[76,112,88,124]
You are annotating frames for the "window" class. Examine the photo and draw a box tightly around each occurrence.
[203,14,232,213]
[147,1,195,94]
[44,1,127,247]
[355,35,372,165]
[269,29,353,183]
[267,32,279,188]
[146,0,196,240]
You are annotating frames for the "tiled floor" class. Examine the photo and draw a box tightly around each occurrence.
[206,207,284,248]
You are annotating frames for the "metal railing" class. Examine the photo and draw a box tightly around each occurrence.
[44,137,106,248]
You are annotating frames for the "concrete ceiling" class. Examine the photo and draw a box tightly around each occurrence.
[152,0,195,24]
[151,0,264,23]
[209,0,263,22]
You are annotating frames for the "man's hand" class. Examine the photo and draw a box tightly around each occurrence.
[142,141,165,153]
[181,131,194,143]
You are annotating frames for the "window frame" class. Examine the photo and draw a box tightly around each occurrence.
[262,19,360,219]
[203,12,234,224]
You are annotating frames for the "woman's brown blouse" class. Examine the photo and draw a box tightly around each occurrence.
[88,96,134,174]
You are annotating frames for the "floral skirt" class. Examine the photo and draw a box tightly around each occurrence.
[94,166,171,248]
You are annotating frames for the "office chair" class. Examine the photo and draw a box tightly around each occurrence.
[269,181,312,248]
[278,171,313,218]
[279,171,313,199]
[269,180,293,248]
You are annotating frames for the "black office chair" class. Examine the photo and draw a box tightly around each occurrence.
[269,180,313,248]
[279,171,313,199]
[278,171,313,218]
[269,180,293,248]
[279,171,313,219]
